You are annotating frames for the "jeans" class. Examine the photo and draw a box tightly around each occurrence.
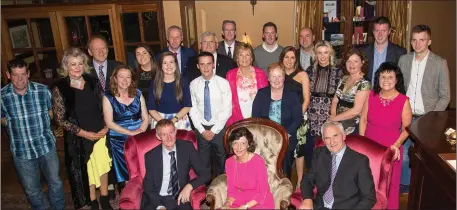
[13,149,65,210]
[400,116,420,186]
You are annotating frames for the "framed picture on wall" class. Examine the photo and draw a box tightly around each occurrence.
[9,25,31,49]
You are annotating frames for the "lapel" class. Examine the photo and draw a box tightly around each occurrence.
[403,53,414,86]
[155,146,164,185]
[322,148,332,184]
[175,140,186,187]
[385,42,396,63]
[180,48,187,74]
[218,42,227,56]
[421,51,435,91]
[280,88,287,125]
[334,147,351,184]
[367,44,375,76]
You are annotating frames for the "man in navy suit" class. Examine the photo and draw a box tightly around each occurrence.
[360,17,406,83]
[141,119,210,210]
[157,26,197,76]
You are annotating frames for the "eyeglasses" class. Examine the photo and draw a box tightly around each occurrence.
[201,41,216,46]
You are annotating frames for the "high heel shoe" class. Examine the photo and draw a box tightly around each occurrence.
[99,195,113,210]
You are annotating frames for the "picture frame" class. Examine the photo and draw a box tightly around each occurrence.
[9,25,31,49]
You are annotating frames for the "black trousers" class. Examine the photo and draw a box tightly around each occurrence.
[160,195,192,210]
[195,125,226,178]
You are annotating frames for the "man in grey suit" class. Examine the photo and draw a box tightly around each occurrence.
[360,17,406,83]
[216,20,241,59]
[398,24,450,193]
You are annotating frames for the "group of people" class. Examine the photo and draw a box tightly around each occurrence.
[1,15,450,210]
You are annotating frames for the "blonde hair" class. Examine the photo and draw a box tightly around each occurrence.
[267,62,285,78]
[59,47,92,77]
[234,43,255,66]
[312,40,336,68]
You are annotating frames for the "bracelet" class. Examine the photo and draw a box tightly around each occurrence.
[174,116,179,120]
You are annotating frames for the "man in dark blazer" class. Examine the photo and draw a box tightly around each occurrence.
[300,121,376,209]
[141,119,210,210]
[157,25,197,76]
[185,31,237,83]
[360,17,406,83]
[216,20,241,59]
[87,35,122,92]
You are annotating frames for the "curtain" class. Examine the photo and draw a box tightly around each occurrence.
[295,0,323,46]
[388,1,408,48]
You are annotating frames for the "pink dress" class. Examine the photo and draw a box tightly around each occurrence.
[365,90,407,209]
[225,154,275,209]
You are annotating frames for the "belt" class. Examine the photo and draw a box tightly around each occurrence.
[412,114,423,118]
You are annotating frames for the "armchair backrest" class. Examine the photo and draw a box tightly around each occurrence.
[223,118,289,178]
[124,129,198,181]
[315,135,394,196]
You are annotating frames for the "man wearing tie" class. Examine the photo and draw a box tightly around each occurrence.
[157,26,197,76]
[217,20,241,59]
[189,52,232,177]
[300,121,376,209]
[88,35,122,92]
[141,119,210,210]
[185,31,237,83]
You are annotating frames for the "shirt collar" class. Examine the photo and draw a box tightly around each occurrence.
[169,47,181,54]
[333,144,347,157]
[224,41,235,48]
[162,143,177,154]
[413,50,430,63]
[200,74,216,82]
[262,42,279,53]
[93,60,108,69]
[8,81,35,95]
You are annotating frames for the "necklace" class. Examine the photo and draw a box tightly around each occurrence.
[379,93,397,107]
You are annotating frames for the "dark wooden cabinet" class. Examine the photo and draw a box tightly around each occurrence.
[407,111,456,210]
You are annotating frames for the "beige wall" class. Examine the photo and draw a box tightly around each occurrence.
[411,1,456,108]
[194,1,295,47]
[163,1,182,29]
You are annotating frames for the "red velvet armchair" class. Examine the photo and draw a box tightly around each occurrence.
[119,129,207,209]
[290,135,394,209]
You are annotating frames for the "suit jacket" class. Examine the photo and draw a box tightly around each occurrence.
[184,53,237,83]
[157,47,197,76]
[360,42,406,82]
[297,48,314,70]
[89,60,122,88]
[398,51,451,113]
[141,140,210,210]
[301,146,376,209]
[216,40,242,58]
[252,86,302,144]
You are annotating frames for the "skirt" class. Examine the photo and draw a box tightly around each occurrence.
[294,112,308,158]
[87,136,112,188]
[151,112,192,131]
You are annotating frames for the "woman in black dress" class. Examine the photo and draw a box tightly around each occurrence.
[53,47,112,209]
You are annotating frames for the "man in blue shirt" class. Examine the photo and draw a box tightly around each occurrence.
[1,59,64,210]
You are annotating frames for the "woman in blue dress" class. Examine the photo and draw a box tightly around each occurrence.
[147,51,192,130]
[102,64,149,187]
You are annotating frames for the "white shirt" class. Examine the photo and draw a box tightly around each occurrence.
[262,42,279,53]
[189,75,232,134]
[170,47,182,73]
[406,51,430,115]
[324,145,347,209]
[159,144,178,196]
[224,41,236,58]
[93,60,108,81]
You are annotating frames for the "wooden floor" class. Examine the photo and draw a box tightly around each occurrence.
[1,133,409,209]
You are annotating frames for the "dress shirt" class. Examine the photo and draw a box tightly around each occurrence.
[93,60,108,82]
[170,47,182,73]
[159,144,178,196]
[406,51,430,115]
[189,75,232,134]
[224,41,236,57]
[300,50,312,70]
[372,43,388,84]
[262,42,279,53]
[324,145,347,209]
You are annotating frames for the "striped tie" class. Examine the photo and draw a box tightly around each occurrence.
[167,151,179,198]
[323,154,337,205]
[204,80,212,121]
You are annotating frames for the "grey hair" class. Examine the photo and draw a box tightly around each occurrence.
[199,31,218,43]
[59,47,92,77]
[312,40,336,68]
[321,121,345,136]
[222,20,237,31]
[167,25,183,37]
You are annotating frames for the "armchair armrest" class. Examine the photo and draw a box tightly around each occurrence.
[271,177,293,210]
[190,185,207,209]
[206,174,227,210]
[119,176,143,210]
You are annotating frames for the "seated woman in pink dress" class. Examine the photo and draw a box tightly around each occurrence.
[359,62,412,209]
[226,43,268,127]
[222,127,275,209]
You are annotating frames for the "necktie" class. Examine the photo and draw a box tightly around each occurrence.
[98,65,106,91]
[227,46,232,58]
[173,52,178,57]
[323,154,337,205]
[167,151,179,198]
[204,81,212,121]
